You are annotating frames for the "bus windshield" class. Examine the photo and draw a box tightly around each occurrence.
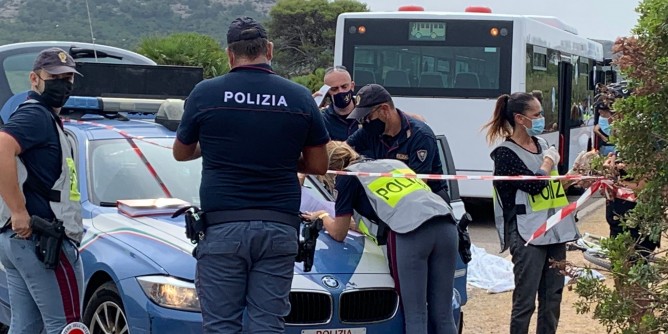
[341,18,513,98]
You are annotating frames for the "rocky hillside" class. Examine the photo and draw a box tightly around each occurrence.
[0,0,275,49]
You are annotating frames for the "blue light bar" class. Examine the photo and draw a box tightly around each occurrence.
[63,96,102,110]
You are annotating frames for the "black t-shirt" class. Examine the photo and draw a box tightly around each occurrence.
[177,64,330,215]
[0,91,62,220]
[321,104,359,141]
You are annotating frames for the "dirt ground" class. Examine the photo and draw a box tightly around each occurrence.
[462,203,612,334]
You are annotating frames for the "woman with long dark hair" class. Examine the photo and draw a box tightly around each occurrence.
[484,92,579,334]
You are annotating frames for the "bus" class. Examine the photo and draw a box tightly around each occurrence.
[334,6,604,200]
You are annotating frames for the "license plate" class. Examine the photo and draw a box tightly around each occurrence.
[301,329,366,334]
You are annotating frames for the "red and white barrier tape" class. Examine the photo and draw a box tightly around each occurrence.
[63,119,173,149]
[63,118,173,197]
[65,118,639,241]
[525,179,636,245]
[326,170,602,181]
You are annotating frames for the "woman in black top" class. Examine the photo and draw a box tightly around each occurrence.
[483,92,569,334]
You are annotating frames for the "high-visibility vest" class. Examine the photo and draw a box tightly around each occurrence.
[492,137,579,250]
[346,159,453,240]
[0,100,83,243]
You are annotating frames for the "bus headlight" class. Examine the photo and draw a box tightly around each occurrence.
[137,276,200,312]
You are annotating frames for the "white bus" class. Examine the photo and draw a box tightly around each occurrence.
[334,6,604,200]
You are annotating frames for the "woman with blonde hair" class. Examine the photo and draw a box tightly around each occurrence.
[484,92,578,334]
[302,141,459,334]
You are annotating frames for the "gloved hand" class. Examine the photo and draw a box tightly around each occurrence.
[543,146,560,165]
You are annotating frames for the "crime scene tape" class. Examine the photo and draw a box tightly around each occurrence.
[326,170,602,181]
[525,179,636,245]
[66,119,638,244]
[63,119,174,197]
[63,119,174,150]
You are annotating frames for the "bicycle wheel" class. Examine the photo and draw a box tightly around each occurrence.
[584,251,611,270]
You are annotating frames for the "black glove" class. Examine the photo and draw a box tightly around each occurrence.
[457,213,473,264]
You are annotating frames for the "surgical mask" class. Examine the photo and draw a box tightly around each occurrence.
[40,78,73,108]
[332,90,353,109]
[522,116,545,136]
[363,118,385,137]
[599,117,612,135]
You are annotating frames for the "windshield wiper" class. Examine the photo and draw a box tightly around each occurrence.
[99,201,117,207]
[69,47,123,61]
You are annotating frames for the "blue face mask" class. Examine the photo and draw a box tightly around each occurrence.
[599,117,612,135]
[522,116,545,136]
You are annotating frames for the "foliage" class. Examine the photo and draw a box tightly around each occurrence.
[574,0,668,332]
[137,33,229,78]
[0,0,267,50]
[291,67,327,92]
[266,0,368,76]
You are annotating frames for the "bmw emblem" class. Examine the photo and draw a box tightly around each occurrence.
[321,275,339,289]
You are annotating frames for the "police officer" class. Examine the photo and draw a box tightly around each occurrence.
[303,141,459,334]
[346,84,450,203]
[172,17,330,334]
[484,92,577,334]
[0,48,84,334]
[320,66,360,141]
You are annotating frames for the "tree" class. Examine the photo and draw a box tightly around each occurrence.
[136,32,229,78]
[291,67,327,93]
[574,1,668,333]
[266,0,368,76]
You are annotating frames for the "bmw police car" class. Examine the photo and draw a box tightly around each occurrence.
[0,68,467,334]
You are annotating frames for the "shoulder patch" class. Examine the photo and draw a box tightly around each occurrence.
[416,149,428,162]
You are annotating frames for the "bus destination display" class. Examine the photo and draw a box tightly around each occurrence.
[409,21,446,41]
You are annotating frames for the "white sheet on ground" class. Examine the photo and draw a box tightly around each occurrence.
[467,244,607,294]
[467,244,515,294]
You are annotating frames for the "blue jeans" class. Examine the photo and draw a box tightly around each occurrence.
[195,221,298,333]
[599,145,615,157]
[0,230,83,334]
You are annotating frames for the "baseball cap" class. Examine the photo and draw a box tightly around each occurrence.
[347,84,393,121]
[227,16,268,44]
[32,47,81,76]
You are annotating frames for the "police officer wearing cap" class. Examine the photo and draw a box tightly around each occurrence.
[346,84,450,203]
[0,48,85,334]
[173,16,329,333]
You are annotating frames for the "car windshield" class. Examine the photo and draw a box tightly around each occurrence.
[88,138,333,207]
[89,138,201,206]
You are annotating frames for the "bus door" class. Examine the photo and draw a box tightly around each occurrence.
[557,61,573,175]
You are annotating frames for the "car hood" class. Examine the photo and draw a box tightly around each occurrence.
[84,212,390,284]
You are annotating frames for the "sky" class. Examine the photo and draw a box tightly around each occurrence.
[361,0,641,41]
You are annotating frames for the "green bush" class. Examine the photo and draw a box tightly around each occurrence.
[136,33,229,79]
[574,1,668,332]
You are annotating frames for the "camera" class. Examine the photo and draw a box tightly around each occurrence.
[296,214,324,272]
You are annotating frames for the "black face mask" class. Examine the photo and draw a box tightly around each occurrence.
[332,90,353,109]
[41,78,73,108]
[363,118,385,137]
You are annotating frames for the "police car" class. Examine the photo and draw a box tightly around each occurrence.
[0,75,467,334]
[0,41,156,123]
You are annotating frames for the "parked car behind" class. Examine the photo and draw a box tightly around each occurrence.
[0,41,156,123]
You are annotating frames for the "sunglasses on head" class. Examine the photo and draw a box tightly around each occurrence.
[325,65,347,74]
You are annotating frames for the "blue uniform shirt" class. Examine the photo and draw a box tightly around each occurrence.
[0,91,62,220]
[346,109,448,193]
[177,63,330,216]
[321,104,359,141]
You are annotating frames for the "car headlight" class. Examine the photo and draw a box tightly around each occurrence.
[137,276,200,312]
